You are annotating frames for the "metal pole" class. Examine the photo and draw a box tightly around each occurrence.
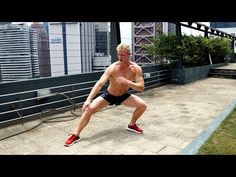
[110,22,121,63]
[62,22,68,75]
[231,39,235,63]
[174,22,183,68]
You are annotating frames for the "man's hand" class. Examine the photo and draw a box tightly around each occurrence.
[82,100,91,112]
[116,76,129,85]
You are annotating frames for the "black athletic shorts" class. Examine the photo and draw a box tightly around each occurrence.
[100,90,131,105]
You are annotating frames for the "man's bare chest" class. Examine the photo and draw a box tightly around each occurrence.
[112,68,135,80]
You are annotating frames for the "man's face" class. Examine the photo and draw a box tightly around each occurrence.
[117,49,130,62]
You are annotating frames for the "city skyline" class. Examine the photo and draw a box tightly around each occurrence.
[19,22,211,45]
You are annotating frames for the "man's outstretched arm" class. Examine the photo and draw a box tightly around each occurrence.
[86,68,110,102]
[82,67,110,112]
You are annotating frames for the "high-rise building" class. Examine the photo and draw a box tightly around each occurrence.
[93,22,111,71]
[0,66,2,82]
[132,22,175,65]
[43,22,49,34]
[0,22,11,25]
[0,24,39,82]
[95,22,109,56]
[29,27,39,77]
[48,22,95,76]
[31,23,51,77]
[168,23,176,35]
[210,22,236,62]
[210,22,236,29]
[132,22,163,65]
[210,22,236,36]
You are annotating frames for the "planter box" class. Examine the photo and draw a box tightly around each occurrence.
[172,63,226,85]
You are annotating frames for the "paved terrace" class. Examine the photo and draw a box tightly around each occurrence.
[1,71,236,154]
[215,63,236,70]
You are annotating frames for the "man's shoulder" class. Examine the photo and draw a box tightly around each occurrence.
[108,62,118,69]
[130,62,142,70]
[105,62,117,72]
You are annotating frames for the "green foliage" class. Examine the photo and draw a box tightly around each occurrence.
[181,35,211,67]
[142,33,179,65]
[197,107,236,155]
[142,33,233,68]
[208,37,233,63]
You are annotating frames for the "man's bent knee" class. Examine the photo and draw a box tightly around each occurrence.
[84,108,95,116]
[85,106,100,115]
[138,102,147,111]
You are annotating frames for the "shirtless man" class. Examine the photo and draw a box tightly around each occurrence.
[64,43,147,147]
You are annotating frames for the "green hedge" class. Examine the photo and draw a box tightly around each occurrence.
[142,33,233,68]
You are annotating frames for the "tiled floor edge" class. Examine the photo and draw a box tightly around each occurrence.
[180,98,236,155]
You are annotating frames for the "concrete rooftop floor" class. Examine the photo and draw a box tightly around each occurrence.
[1,65,236,155]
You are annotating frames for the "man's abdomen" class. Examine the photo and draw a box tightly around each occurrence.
[107,85,129,96]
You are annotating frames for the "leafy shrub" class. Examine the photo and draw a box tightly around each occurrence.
[142,33,233,68]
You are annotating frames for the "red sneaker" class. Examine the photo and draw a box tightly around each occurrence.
[127,124,143,134]
[64,134,80,147]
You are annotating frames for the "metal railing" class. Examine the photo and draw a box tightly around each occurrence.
[0,65,171,126]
